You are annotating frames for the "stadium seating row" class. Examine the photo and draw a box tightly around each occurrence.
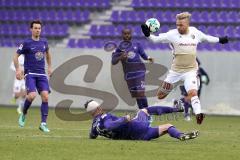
[131,0,240,9]
[0,0,111,9]
[111,10,240,24]
[0,24,68,37]
[0,9,90,23]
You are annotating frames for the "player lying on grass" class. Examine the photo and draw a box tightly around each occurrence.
[85,100,199,141]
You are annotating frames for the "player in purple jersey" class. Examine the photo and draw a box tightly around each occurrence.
[13,20,52,132]
[112,28,154,109]
[85,100,198,141]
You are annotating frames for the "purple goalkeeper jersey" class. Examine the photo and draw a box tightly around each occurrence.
[112,42,149,80]
[16,38,49,74]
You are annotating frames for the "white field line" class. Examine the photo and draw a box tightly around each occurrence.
[0,134,87,138]
[0,125,89,131]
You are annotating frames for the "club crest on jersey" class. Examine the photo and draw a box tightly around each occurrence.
[18,44,23,50]
[127,51,136,59]
[35,52,44,61]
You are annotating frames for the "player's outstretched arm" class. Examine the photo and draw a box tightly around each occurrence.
[141,24,169,43]
[198,29,228,44]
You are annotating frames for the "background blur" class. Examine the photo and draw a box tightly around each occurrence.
[0,0,240,115]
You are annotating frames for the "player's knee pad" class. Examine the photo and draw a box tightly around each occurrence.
[157,82,173,99]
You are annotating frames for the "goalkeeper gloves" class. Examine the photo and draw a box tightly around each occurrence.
[141,24,150,37]
[219,36,229,44]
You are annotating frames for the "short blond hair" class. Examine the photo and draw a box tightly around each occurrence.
[176,12,191,21]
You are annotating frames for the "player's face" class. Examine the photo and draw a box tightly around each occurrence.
[176,19,189,34]
[31,23,41,37]
[122,29,132,41]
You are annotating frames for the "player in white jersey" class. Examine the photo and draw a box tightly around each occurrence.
[10,54,26,114]
[141,12,229,124]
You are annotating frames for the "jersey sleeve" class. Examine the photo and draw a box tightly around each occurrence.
[89,123,98,139]
[137,43,148,60]
[103,116,128,130]
[148,32,171,43]
[111,49,123,65]
[16,42,26,55]
[196,28,219,43]
[45,39,49,52]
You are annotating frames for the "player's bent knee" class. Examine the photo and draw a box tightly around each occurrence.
[187,89,198,98]
[159,124,173,133]
[27,92,37,101]
[41,94,49,102]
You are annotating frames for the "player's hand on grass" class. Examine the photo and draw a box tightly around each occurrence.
[219,36,228,44]
[148,57,154,63]
[196,113,205,125]
[141,24,150,37]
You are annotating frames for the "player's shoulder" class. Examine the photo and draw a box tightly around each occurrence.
[39,37,49,43]
[133,41,142,48]
[21,38,32,44]
[189,26,201,32]
[166,28,178,35]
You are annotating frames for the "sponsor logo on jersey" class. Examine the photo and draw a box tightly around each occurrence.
[127,51,136,59]
[18,44,23,50]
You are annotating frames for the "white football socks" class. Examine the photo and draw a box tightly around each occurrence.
[191,96,201,115]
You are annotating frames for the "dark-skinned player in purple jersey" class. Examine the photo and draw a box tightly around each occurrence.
[13,20,52,132]
[112,28,154,109]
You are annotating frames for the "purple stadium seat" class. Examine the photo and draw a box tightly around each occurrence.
[68,39,76,48]
[208,11,218,23]
[228,11,238,23]
[199,11,209,23]
[116,25,124,36]
[191,11,201,23]
[146,11,155,19]
[162,10,173,23]
[136,11,145,22]
[207,26,217,36]
[89,25,98,36]
[111,11,119,22]
[225,26,235,38]
[77,39,85,48]
[218,11,228,23]
[216,26,225,37]
[235,27,240,38]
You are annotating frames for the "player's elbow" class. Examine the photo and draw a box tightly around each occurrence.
[89,134,98,139]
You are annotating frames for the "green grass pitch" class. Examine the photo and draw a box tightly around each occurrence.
[0,106,239,160]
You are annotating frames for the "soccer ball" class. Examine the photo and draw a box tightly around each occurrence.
[145,18,160,33]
